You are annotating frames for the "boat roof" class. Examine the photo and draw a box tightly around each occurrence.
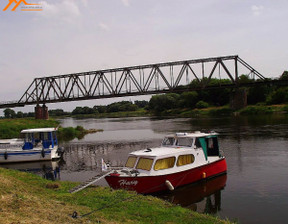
[130,146,192,158]
[21,127,57,133]
[165,131,218,138]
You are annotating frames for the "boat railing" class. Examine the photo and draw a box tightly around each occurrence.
[0,143,23,149]
[219,150,225,158]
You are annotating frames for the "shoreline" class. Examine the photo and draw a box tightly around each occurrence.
[56,104,288,119]
[0,167,231,224]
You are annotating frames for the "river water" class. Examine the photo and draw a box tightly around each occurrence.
[2,115,288,223]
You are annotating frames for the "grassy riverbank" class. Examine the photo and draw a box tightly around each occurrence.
[56,104,288,119]
[0,118,59,139]
[0,167,231,224]
[146,104,288,118]
[71,108,150,119]
[0,118,101,140]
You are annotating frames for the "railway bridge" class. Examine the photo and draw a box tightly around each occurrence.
[0,55,285,119]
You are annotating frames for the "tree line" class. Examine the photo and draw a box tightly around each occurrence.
[1,100,149,118]
[2,71,288,118]
[147,72,288,113]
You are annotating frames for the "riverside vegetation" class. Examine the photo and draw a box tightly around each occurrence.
[0,167,232,224]
[0,118,101,141]
[2,72,288,119]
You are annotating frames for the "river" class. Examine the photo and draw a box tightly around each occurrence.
[2,114,288,223]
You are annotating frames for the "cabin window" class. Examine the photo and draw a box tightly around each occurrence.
[125,156,137,168]
[154,157,176,171]
[162,137,175,146]
[136,158,153,171]
[206,137,220,156]
[177,154,195,166]
[195,138,201,148]
[175,137,193,147]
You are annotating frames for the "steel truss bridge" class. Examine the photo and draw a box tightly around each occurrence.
[0,55,280,109]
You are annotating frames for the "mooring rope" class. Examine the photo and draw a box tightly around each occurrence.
[71,170,192,219]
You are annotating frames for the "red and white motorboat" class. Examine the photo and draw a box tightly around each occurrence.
[105,131,227,194]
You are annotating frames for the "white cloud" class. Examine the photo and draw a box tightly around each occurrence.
[251,5,264,16]
[121,0,130,7]
[39,0,80,21]
[81,0,88,7]
[98,22,110,31]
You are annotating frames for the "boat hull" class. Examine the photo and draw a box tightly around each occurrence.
[0,148,60,164]
[105,158,227,194]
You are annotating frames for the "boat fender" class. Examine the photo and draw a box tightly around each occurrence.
[72,211,78,219]
[4,152,8,160]
[202,172,206,179]
[165,180,174,191]
[56,147,63,155]
[41,149,45,158]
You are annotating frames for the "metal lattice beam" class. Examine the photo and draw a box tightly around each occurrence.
[0,55,267,108]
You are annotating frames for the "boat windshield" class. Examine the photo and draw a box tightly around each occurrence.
[22,131,58,150]
[162,137,175,146]
[136,158,153,171]
[175,137,193,147]
[125,156,137,168]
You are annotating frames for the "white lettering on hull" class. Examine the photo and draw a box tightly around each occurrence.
[119,179,138,186]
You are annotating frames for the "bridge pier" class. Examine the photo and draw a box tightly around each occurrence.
[35,104,49,120]
[230,88,247,110]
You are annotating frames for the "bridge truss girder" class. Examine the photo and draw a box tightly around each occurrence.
[11,55,266,107]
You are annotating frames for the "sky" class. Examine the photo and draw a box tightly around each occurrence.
[0,0,287,113]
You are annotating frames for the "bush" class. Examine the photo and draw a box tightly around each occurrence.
[180,91,198,108]
[239,106,273,115]
[148,93,180,113]
[266,87,288,105]
[195,101,209,109]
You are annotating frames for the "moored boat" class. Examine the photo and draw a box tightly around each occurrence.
[105,131,227,194]
[0,128,62,163]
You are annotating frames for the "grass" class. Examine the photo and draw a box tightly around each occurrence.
[148,104,288,118]
[0,118,102,141]
[0,167,232,224]
[238,104,287,115]
[0,118,59,139]
[71,109,150,119]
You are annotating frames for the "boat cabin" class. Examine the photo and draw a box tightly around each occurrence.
[21,128,58,150]
[123,132,221,174]
[162,132,220,158]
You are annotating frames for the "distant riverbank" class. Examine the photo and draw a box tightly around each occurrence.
[1,104,287,139]
[66,104,288,119]
[0,118,102,140]
[0,167,231,224]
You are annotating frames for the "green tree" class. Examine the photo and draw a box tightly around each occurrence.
[180,91,198,108]
[266,87,288,105]
[238,74,253,84]
[195,100,209,109]
[72,107,84,115]
[94,105,106,113]
[134,100,149,108]
[16,111,24,118]
[247,86,269,105]
[280,71,288,80]
[148,93,180,113]
[4,108,16,118]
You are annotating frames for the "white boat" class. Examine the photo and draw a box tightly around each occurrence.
[0,128,62,163]
[105,131,227,194]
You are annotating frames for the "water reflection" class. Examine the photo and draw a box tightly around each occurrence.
[2,115,288,223]
[1,160,61,181]
[155,174,227,214]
